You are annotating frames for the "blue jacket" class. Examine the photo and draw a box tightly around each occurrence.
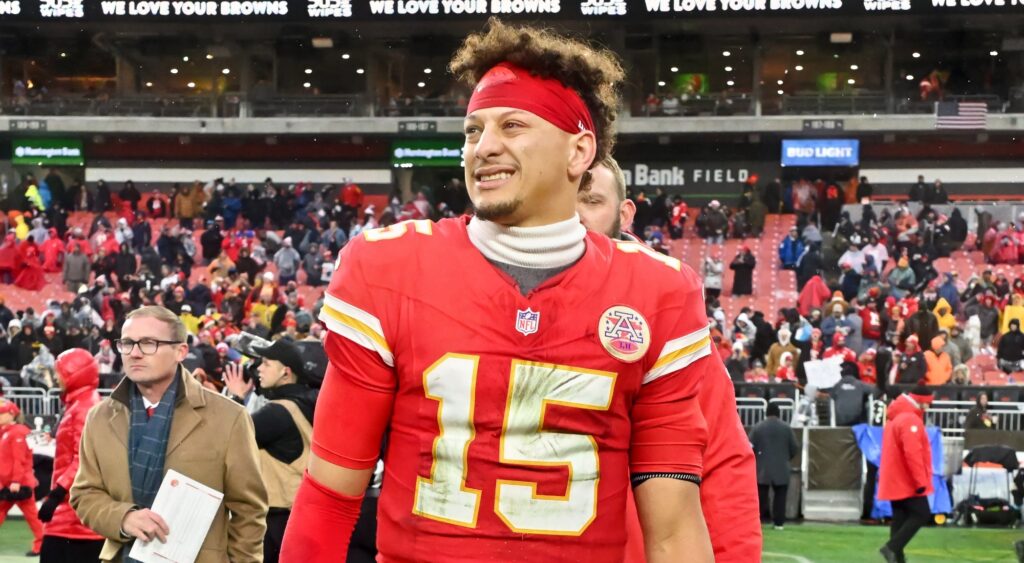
[778,236,804,267]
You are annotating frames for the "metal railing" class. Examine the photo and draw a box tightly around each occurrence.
[737,397,768,427]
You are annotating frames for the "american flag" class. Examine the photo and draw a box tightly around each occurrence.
[935,101,988,130]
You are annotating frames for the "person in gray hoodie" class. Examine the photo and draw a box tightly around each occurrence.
[62,242,90,293]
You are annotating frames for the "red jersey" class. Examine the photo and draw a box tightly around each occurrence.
[315,217,712,562]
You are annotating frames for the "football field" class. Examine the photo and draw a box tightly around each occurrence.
[0,519,1020,562]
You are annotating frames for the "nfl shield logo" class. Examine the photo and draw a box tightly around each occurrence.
[515,308,540,336]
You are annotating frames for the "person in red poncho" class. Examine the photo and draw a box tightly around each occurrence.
[798,275,832,317]
[37,349,105,562]
[0,232,20,284]
[40,228,66,272]
[14,239,46,291]
[0,399,44,556]
[878,384,934,563]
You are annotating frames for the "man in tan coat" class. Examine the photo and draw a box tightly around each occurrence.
[71,305,267,562]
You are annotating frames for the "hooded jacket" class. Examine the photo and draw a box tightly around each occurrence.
[923,336,952,386]
[0,421,36,489]
[878,395,934,501]
[932,298,957,333]
[47,349,104,540]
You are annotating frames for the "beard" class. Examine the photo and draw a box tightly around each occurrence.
[472,196,524,223]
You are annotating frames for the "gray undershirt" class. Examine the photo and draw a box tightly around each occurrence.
[487,259,572,296]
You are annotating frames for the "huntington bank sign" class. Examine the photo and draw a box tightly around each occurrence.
[620,162,777,198]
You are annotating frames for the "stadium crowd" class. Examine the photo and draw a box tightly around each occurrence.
[0,169,1020,403]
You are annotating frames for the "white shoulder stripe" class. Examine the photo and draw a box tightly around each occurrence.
[643,341,711,385]
[323,293,387,340]
[319,294,394,367]
[656,325,711,359]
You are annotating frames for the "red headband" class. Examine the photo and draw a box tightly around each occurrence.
[467,62,595,141]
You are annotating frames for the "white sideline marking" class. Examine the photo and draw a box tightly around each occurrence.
[763,552,813,563]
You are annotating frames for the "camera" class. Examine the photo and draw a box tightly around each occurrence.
[229,332,273,384]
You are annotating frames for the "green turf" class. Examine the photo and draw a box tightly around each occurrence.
[1,519,1021,561]
[763,522,1022,562]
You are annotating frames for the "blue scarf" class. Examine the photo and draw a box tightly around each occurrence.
[128,376,179,510]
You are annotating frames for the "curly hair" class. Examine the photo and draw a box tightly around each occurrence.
[449,17,624,164]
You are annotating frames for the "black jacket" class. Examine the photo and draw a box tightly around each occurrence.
[252,384,319,464]
[829,375,875,426]
[750,417,798,486]
[997,329,1024,363]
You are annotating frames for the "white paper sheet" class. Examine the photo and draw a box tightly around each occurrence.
[804,356,844,389]
[128,469,223,563]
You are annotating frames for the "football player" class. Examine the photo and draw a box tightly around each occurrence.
[282,19,714,562]
[579,158,763,562]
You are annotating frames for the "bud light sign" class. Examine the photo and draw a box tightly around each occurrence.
[781,139,859,167]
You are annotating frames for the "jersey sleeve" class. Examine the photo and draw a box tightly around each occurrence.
[312,236,399,469]
[629,263,712,480]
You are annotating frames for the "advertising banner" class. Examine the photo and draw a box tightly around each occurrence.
[11,138,85,166]
[391,139,464,167]
[781,139,859,167]
[1,0,1019,21]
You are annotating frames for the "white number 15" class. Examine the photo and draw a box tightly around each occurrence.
[412,354,616,536]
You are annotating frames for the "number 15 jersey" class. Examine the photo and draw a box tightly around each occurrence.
[314,217,713,562]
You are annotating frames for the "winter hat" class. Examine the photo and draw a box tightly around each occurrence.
[0,399,20,417]
[909,382,934,405]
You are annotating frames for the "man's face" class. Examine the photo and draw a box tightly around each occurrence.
[119,316,187,386]
[463,107,592,227]
[257,359,291,389]
[577,164,633,237]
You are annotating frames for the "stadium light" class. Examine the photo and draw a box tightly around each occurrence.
[222,68,230,75]
[847,78,855,84]
[657,81,666,87]
[726,80,735,86]
[417,82,426,88]
[777,79,784,85]
[145,82,153,88]
[906,74,914,80]
[724,66,732,72]
[187,82,196,88]
[206,54,214,60]
[670,66,679,72]
[60,52,66,58]
[795,65,804,71]
[850,64,859,70]
[170,68,179,74]
[777,89,784,95]
[912,52,921,58]
[990,50,999,57]
[305,68,313,74]
[796,50,804,56]
[303,82,311,88]
[424,68,432,74]
[342,53,350,60]
[356,68,365,74]
[183,56,189,62]
[722,50,731,57]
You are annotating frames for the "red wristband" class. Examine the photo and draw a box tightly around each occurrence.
[280,471,365,562]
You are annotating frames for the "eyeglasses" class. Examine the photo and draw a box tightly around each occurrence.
[114,338,182,355]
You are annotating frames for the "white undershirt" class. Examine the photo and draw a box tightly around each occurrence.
[143,396,159,410]
[467,215,587,269]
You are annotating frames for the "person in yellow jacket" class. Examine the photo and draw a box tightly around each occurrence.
[180,304,202,335]
[1000,294,1024,334]
[932,298,957,333]
[24,184,45,212]
[12,214,29,241]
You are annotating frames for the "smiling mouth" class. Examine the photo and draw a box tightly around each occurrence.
[475,170,515,190]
